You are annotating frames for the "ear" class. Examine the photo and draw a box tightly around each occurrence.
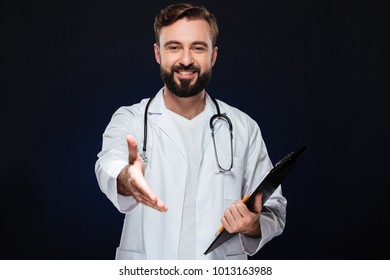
[154,43,161,64]
[211,46,218,66]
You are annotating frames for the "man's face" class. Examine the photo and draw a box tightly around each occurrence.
[154,18,218,98]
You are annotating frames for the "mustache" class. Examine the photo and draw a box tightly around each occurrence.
[171,64,200,73]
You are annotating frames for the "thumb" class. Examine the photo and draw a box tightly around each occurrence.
[252,192,263,214]
[126,135,138,164]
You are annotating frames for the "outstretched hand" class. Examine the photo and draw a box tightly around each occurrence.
[117,135,168,212]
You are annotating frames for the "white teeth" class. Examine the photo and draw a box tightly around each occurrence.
[179,71,192,75]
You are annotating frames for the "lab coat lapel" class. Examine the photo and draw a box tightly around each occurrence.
[148,90,187,160]
[147,91,225,161]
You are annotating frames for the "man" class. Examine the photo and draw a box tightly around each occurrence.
[95,3,286,260]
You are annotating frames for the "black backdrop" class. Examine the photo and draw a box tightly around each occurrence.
[2,0,389,259]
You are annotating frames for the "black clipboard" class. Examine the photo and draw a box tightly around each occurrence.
[204,145,309,255]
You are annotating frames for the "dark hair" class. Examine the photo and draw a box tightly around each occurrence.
[154,3,219,47]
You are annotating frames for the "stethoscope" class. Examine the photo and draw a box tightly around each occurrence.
[141,94,233,173]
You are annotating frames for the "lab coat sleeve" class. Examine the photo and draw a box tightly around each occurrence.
[95,105,143,213]
[240,186,286,256]
[239,119,287,256]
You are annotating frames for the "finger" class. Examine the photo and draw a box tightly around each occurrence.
[252,192,263,214]
[131,187,154,204]
[156,198,168,211]
[136,189,168,211]
[223,207,236,228]
[131,184,168,212]
[234,200,251,217]
[221,215,233,233]
[129,171,168,211]
[126,135,138,164]
[129,169,158,204]
[222,205,244,233]
[138,197,168,212]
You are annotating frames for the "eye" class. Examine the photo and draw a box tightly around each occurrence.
[193,46,207,52]
[167,45,181,51]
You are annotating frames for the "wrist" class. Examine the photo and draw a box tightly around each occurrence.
[243,219,261,238]
[117,165,131,196]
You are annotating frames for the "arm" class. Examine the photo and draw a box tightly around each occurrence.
[221,187,286,256]
[222,117,287,255]
[95,105,167,213]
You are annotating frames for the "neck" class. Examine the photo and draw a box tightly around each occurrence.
[163,88,206,120]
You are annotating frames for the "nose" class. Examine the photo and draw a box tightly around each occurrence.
[179,49,193,66]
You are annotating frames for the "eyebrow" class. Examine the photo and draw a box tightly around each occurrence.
[163,40,209,48]
[192,41,209,48]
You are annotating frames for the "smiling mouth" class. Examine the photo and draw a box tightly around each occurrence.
[174,70,198,81]
[172,65,200,79]
[176,70,196,77]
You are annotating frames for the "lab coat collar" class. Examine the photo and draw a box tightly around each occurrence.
[146,87,218,115]
[147,88,225,160]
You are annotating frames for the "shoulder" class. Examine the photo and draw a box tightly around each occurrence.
[216,98,259,129]
[112,98,150,120]
[113,88,164,118]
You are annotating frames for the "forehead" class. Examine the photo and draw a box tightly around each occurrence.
[159,18,213,46]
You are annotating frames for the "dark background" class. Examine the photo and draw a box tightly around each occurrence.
[2,0,388,259]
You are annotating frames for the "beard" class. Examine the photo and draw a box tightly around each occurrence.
[160,64,212,98]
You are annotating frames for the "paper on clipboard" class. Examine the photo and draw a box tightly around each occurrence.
[203,145,309,255]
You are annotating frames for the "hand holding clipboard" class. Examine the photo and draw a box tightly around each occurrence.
[214,192,253,236]
[204,145,308,255]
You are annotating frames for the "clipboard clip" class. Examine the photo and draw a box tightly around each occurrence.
[275,146,308,167]
[275,152,294,167]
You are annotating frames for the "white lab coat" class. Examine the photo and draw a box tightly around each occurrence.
[95,88,286,260]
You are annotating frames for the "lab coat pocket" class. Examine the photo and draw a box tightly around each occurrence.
[222,155,245,201]
[225,253,247,260]
[115,247,146,260]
